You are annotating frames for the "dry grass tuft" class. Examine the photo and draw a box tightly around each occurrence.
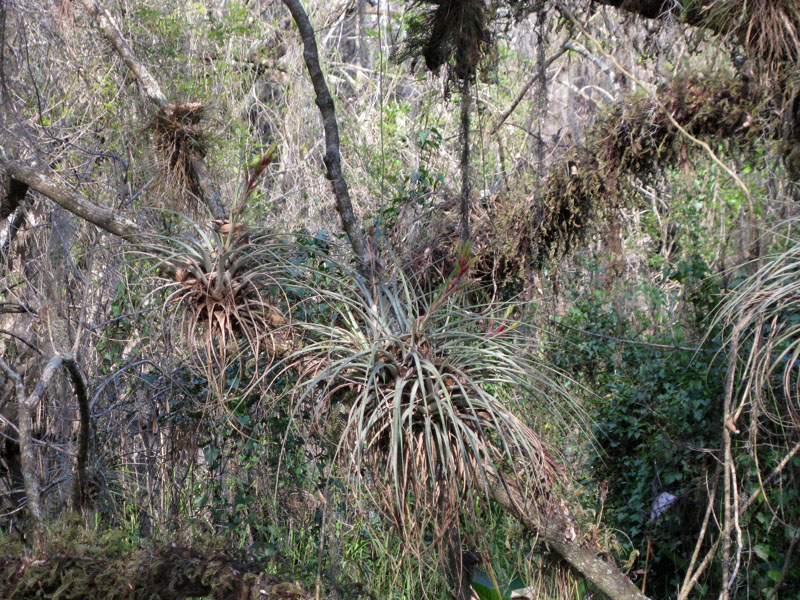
[149,101,209,211]
[704,0,800,73]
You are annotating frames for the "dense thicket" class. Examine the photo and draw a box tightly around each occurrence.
[0,1,798,599]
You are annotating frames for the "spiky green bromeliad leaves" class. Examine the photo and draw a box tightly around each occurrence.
[284,246,584,558]
[140,217,295,399]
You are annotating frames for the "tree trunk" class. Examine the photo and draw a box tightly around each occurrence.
[486,470,649,600]
[282,0,369,268]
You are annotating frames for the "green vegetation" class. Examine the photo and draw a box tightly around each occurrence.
[0,1,798,599]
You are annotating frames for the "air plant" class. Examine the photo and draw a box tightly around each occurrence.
[148,101,208,211]
[284,244,582,569]
[142,145,292,398]
[704,0,800,72]
[713,223,800,428]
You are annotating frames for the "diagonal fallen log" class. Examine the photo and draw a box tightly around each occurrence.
[486,468,650,600]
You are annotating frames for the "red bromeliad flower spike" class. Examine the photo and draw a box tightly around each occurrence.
[233,143,279,218]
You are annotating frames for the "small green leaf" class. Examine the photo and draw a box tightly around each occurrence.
[753,543,771,561]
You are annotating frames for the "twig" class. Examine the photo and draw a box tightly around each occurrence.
[677,438,800,599]
[767,534,798,600]
[678,470,719,600]
[0,328,41,354]
[491,44,568,135]
[740,439,800,515]
[550,318,700,352]
[720,329,741,600]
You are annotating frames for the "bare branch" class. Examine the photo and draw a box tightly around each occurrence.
[281,0,368,268]
[2,160,147,244]
[76,0,168,108]
[0,354,92,550]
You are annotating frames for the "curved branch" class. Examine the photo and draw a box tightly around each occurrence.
[1,355,92,549]
[281,0,368,267]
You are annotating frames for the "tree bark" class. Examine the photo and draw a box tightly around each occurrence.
[282,0,369,268]
[0,356,44,550]
[2,161,148,244]
[486,470,650,600]
[0,355,92,550]
[64,359,91,513]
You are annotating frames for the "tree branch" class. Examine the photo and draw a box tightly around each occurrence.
[486,469,649,600]
[589,0,707,25]
[76,0,226,220]
[281,0,368,268]
[0,355,92,549]
[63,359,90,513]
[0,355,44,549]
[2,160,148,244]
[491,44,568,135]
[76,0,168,108]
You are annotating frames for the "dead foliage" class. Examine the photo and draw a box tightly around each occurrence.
[395,0,491,81]
[148,101,208,211]
[394,71,768,288]
[0,529,311,599]
[392,192,542,291]
[532,71,760,263]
